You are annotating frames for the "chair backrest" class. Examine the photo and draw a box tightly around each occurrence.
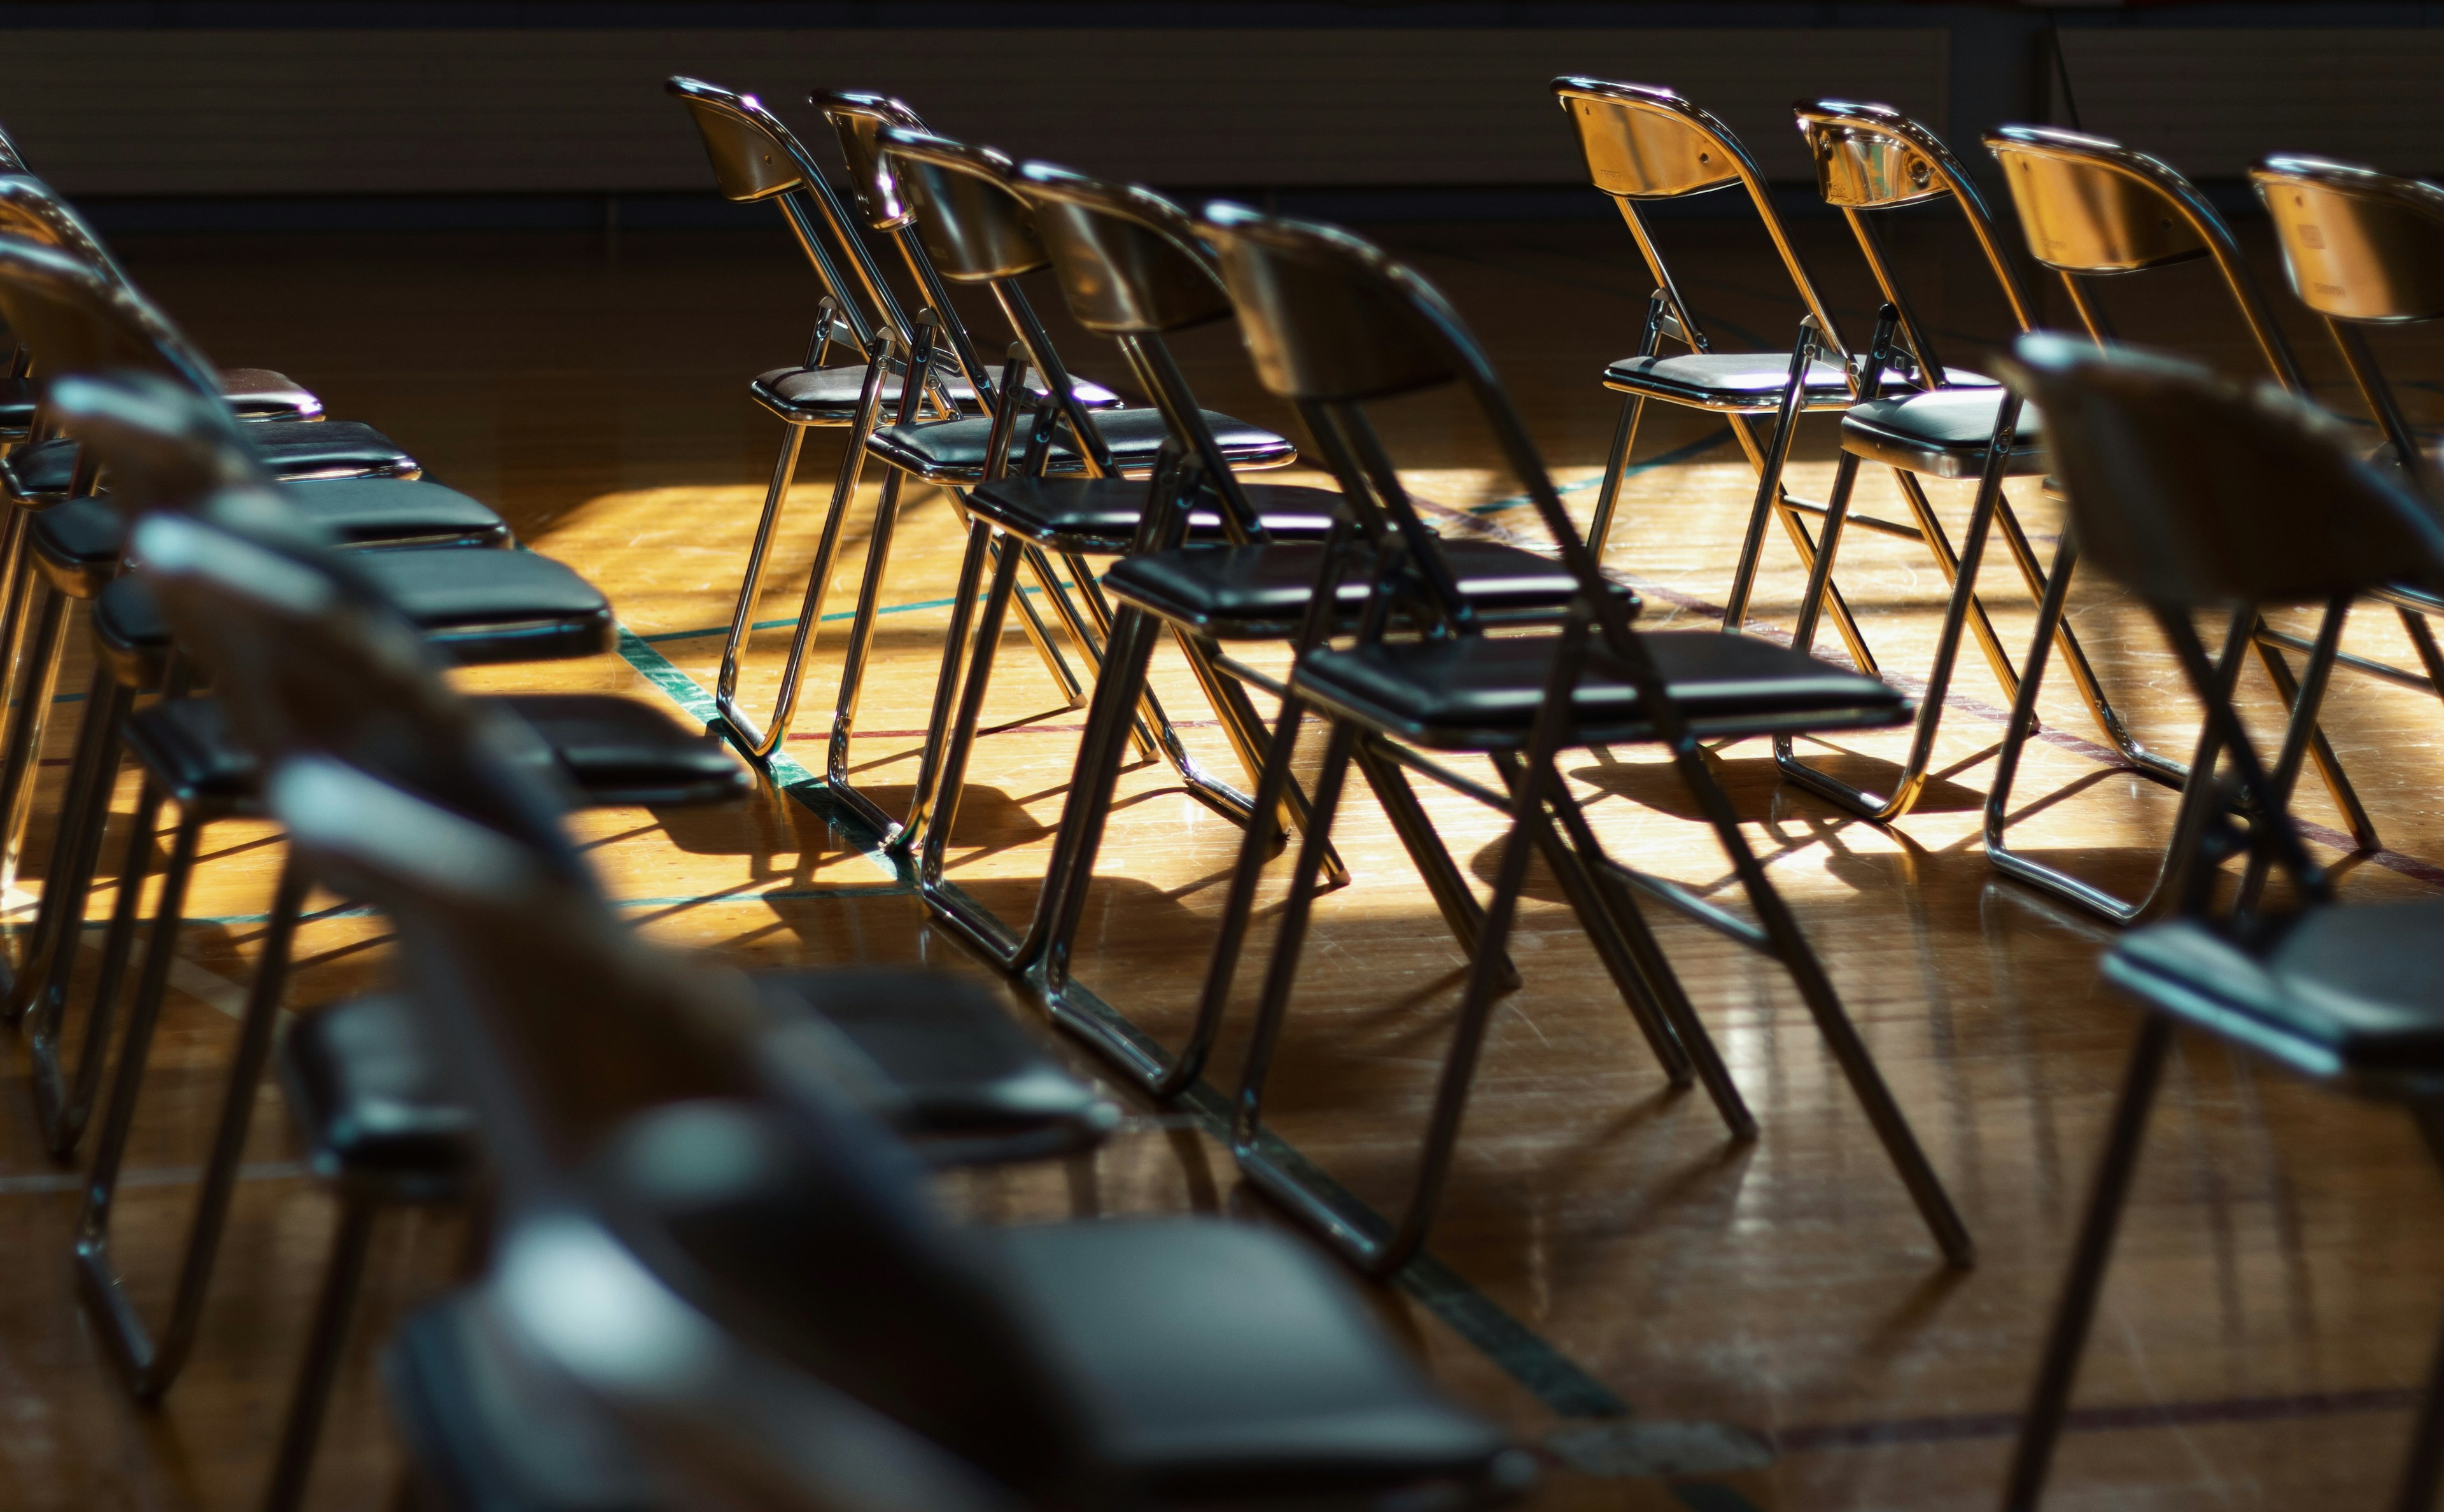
[0,175,132,288]
[2252,155,2444,325]
[1795,101,2039,381]
[0,122,24,174]
[1552,76,1847,359]
[38,369,260,518]
[869,130,1046,284]
[1196,202,1617,634]
[1006,163,1230,337]
[1995,333,2444,611]
[664,76,897,360]
[1985,124,2306,390]
[0,235,221,397]
[266,757,1106,1505]
[813,89,929,235]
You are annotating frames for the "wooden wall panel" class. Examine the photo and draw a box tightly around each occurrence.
[2057,29,2444,178]
[0,27,1948,195]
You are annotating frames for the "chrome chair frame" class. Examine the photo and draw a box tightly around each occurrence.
[804,126,1297,857]
[1554,76,1938,672]
[1978,124,2377,924]
[1990,334,2444,1512]
[1768,102,2159,822]
[1195,204,1971,1277]
[693,85,1098,774]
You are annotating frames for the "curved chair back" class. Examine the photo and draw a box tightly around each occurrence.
[0,122,24,174]
[1795,101,2039,380]
[2251,156,2444,487]
[1552,76,1846,358]
[1008,163,1229,337]
[0,176,130,288]
[871,130,1045,284]
[38,370,258,517]
[0,235,221,396]
[1997,334,2444,612]
[664,76,897,359]
[2252,157,2444,324]
[1986,125,2305,389]
[814,89,929,234]
[266,757,1107,1504]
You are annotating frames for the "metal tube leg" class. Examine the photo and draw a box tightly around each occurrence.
[76,857,308,1399]
[824,471,911,809]
[881,519,994,853]
[1013,545,1087,708]
[2001,1013,2173,1512]
[260,1191,379,1512]
[1586,392,1645,562]
[2250,631,2378,851]
[1351,738,1508,981]
[0,584,71,933]
[11,673,131,1027]
[913,535,1026,953]
[39,783,180,1159]
[712,423,810,708]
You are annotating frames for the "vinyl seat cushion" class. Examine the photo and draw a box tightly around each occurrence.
[277,994,477,1187]
[1295,628,1910,749]
[867,406,1294,483]
[1839,388,2047,479]
[752,363,1121,424]
[1105,539,1638,637]
[3,419,416,500]
[1602,353,1994,412]
[0,367,320,431]
[385,1291,658,1512]
[2109,899,2444,1075]
[964,478,1338,552]
[987,1218,1524,1501]
[95,548,613,674]
[755,968,1116,1163]
[119,694,747,811]
[31,482,508,598]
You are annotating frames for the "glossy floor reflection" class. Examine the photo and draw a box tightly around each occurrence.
[3,213,2441,1511]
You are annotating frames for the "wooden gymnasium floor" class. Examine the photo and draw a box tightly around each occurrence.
[7,206,2444,1512]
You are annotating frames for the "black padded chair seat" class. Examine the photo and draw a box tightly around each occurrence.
[120,694,748,811]
[3,419,416,500]
[964,478,1338,553]
[1602,352,1993,412]
[217,367,325,422]
[867,405,1295,483]
[987,1218,1528,1501]
[31,481,509,598]
[94,549,613,680]
[756,968,1117,1164]
[1840,388,2047,479]
[386,1291,659,1512]
[752,363,1123,424]
[1295,628,1910,749]
[0,367,319,432]
[1106,538,1638,638]
[2108,900,2444,1077]
[277,994,478,1189]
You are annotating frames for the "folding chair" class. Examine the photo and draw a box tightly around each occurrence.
[252,753,1531,1509]
[794,125,1305,851]
[1002,160,1625,1095]
[1550,77,1960,669]
[1192,203,1972,1276]
[1991,334,2444,1512]
[113,504,1114,1509]
[859,142,1356,967]
[1761,101,2165,822]
[677,83,1115,773]
[1979,125,2378,923]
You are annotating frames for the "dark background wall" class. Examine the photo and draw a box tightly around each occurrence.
[3,3,2440,225]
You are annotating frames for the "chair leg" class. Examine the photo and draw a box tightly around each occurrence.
[33,783,185,1160]
[1351,738,1505,977]
[708,423,817,762]
[1774,405,2016,821]
[912,531,1028,958]
[9,671,132,1027]
[2250,631,2379,851]
[260,1189,379,1512]
[871,517,993,852]
[1585,391,1645,563]
[0,582,71,981]
[823,470,914,820]
[77,855,305,1399]
[2000,1013,2173,1512]
[1011,545,1087,710]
